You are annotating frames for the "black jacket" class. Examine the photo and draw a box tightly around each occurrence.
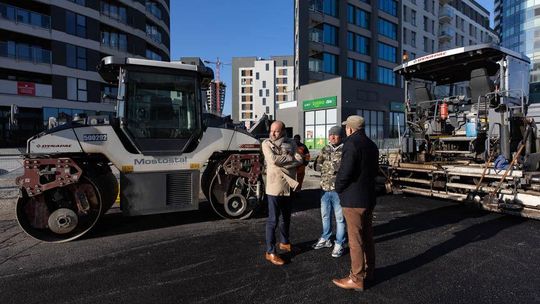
[335,129,379,208]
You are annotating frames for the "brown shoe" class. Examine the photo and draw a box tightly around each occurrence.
[278,242,292,252]
[265,253,285,266]
[332,276,364,291]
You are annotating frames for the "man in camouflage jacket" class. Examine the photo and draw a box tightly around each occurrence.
[312,126,347,258]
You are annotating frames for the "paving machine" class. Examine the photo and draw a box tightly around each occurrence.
[15,57,264,242]
[381,44,540,219]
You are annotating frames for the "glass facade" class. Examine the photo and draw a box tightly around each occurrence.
[496,0,540,103]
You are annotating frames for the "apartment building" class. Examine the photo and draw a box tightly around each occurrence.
[293,0,404,147]
[206,81,226,115]
[232,56,294,128]
[402,0,498,60]
[0,0,170,146]
[401,0,498,98]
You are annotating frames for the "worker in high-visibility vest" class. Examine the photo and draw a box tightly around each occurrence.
[293,134,310,191]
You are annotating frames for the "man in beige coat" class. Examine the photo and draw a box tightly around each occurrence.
[262,121,303,266]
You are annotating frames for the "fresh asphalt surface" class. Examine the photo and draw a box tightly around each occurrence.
[1,178,540,303]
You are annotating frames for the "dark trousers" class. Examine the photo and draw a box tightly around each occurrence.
[266,195,292,253]
[343,207,375,281]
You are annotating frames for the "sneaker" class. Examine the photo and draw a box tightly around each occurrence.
[331,244,345,258]
[313,238,333,250]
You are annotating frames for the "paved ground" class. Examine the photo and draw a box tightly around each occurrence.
[0,166,539,304]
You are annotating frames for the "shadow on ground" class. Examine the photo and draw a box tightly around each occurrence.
[86,189,321,240]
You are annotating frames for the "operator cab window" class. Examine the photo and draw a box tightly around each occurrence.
[126,71,199,139]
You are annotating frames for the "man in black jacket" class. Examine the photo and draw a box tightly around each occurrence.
[332,115,379,291]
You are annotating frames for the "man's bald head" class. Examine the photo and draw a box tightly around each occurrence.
[270,121,286,141]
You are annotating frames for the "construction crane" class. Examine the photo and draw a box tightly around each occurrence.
[203,57,230,115]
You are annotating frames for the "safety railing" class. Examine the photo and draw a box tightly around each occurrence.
[0,3,51,30]
[0,42,52,64]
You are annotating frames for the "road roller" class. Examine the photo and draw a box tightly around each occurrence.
[15,56,264,242]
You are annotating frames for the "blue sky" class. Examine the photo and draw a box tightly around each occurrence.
[170,0,494,116]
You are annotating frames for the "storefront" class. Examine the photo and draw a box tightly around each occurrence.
[303,96,338,150]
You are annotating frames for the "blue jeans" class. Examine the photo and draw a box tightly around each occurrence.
[320,191,346,245]
[266,195,292,253]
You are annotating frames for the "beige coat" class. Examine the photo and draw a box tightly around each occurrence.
[262,136,303,196]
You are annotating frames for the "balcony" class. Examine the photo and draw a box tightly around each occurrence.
[0,3,50,30]
[439,6,454,24]
[308,58,322,73]
[309,27,323,43]
[0,42,51,65]
[438,27,455,43]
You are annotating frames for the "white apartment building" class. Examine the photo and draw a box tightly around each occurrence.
[232,56,294,128]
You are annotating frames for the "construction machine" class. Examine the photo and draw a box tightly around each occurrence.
[15,57,264,242]
[381,44,540,219]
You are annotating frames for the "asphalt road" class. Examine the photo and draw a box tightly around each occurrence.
[1,186,539,304]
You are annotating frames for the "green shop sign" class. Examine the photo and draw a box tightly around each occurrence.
[303,96,337,111]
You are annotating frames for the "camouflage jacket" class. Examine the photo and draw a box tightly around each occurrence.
[314,143,343,192]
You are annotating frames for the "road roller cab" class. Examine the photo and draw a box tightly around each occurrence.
[16,57,264,242]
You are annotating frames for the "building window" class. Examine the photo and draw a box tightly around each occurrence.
[145,49,162,61]
[378,42,397,63]
[356,34,370,55]
[347,59,354,78]
[378,18,397,40]
[266,106,270,114]
[0,3,51,29]
[423,16,429,32]
[283,59,288,66]
[411,9,416,26]
[377,66,396,86]
[356,8,370,29]
[389,111,405,138]
[357,109,384,139]
[379,0,397,17]
[347,4,355,24]
[66,44,86,70]
[66,11,86,38]
[262,98,266,105]
[265,63,269,71]
[323,24,338,46]
[146,24,162,43]
[411,31,416,47]
[323,0,338,17]
[256,72,259,79]
[266,89,270,97]
[262,81,266,88]
[322,53,337,74]
[259,89,263,97]
[355,60,369,80]
[423,36,429,52]
[101,31,127,51]
[101,1,127,23]
[0,41,51,64]
[145,1,163,20]
[347,5,370,29]
[241,95,253,102]
[67,77,87,101]
[347,58,369,80]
